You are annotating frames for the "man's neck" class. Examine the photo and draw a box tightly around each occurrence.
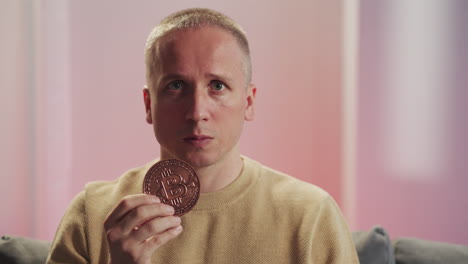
[195,153,243,193]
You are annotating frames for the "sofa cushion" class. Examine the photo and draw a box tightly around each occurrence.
[0,235,51,264]
[352,226,395,264]
[393,237,468,264]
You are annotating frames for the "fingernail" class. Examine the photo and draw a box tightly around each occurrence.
[174,217,181,223]
[174,225,183,233]
[152,196,160,203]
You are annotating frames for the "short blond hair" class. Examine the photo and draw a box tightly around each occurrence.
[144,8,252,88]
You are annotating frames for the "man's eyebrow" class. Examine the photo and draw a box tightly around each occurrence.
[159,73,185,83]
[206,73,234,83]
[159,73,235,84]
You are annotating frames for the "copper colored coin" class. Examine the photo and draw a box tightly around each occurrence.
[143,159,200,216]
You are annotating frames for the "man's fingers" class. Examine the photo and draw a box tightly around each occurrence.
[120,203,175,234]
[144,225,183,251]
[132,215,181,242]
[104,194,182,264]
[104,194,160,230]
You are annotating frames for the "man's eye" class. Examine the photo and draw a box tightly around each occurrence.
[212,81,225,91]
[168,81,183,90]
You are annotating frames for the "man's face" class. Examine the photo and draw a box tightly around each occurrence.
[143,26,256,168]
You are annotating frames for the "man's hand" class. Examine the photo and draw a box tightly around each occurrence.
[104,194,183,264]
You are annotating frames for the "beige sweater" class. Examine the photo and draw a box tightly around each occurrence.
[47,156,359,263]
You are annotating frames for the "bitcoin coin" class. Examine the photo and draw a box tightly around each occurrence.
[143,159,200,216]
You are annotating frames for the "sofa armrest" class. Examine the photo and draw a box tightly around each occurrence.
[0,235,51,264]
[352,226,395,264]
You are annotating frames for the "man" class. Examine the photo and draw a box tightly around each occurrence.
[47,8,359,264]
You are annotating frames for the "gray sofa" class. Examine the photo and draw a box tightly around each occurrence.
[1,226,467,263]
[353,226,468,264]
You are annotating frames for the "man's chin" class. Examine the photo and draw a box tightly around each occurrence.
[182,155,215,169]
[161,150,214,169]
[161,147,226,169]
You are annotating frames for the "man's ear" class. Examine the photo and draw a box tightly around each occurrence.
[143,86,153,124]
[244,83,256,121]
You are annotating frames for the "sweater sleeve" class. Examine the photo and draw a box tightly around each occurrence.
[46,191,90,264]
[306,196,359,263]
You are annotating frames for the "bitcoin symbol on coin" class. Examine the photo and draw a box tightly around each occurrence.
[159,169,187,205]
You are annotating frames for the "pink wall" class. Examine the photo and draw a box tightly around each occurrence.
[0,0,34,237]
[356,0,468,244]
[1,0,344,240]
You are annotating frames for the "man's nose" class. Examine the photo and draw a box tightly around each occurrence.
[185,88,210,122]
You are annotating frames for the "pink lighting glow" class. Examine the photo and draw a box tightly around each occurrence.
[1,0,466,245]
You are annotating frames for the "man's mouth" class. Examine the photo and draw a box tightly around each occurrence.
[183,135,213,147]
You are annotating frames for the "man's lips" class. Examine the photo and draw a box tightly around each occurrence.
[184,135,213,140]
[183,135,213,146]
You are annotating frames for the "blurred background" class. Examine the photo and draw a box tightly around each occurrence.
[1,0,467,244]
